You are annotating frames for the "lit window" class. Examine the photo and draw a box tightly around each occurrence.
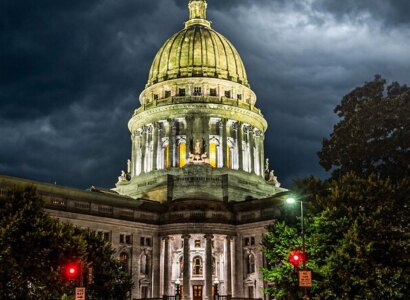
[210,142,217,168]
[179,142,186,168]
[195,240,201,248]
[120,252,129,273]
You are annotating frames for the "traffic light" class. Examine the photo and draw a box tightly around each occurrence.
[289,250,305,268]
[63,262,81,281]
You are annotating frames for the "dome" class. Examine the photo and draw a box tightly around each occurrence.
[146,0,249,88]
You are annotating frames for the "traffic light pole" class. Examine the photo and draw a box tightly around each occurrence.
[301,200,307,300]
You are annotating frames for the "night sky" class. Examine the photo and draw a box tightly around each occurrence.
[1,0,410,190]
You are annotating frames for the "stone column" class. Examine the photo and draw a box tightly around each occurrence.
[152,122,158,170]
[203,116,210,155]
[249,127,255,174]
[234,234,243,297]
[141,126,147,173]
[167,119,174,168]
[225,236,232,296]
[222,119,228,168]
[260,134,265,177]
[182,234,191,300]
[163,236,170,295]
[237,122,243,171]
[131,133,136,177]
[186,115,194,158]
[205,234,213,300]
[135,131,142,176]
[152,234,161,297]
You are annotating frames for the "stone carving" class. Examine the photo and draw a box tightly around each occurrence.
[267,170,281,188]
[127,159,132,174]
[188,138,209,164]
[118,170,128,183]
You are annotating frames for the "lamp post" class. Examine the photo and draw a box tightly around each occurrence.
[286,196,308,299]
[175,278,181,300]
[213,278,219,300]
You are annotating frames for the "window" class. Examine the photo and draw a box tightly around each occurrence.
[250,237,255,246]
[192,256,203,276]
[120,234,132,245]
[244,237,250,246]
[120,252,129,273]
[248,286,254,298]
[141,286,148,299]
[153,94,158,100]
[193,87,202,96]
[165,90,171,98]
[179,88,186,96]
[225,90,231,98]
[210,88,217,96]
[247,254,255,274]
[195,240,201,248]
[140,237,152,247]
[209,142,217,168]
[179,140,186,168]
[237,94,242,100]
[97,231,110,242]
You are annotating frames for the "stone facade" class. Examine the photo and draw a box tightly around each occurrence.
[0,1,288,299]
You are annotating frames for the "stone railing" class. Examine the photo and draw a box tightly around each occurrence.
[134,96,261,115]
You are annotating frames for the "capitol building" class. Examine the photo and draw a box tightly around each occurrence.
[0,1,287,299]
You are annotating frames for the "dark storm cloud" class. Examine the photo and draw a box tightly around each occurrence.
[1,0,410,188]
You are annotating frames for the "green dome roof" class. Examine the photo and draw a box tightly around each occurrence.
[146,1,249,87]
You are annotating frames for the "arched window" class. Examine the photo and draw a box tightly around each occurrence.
[140,254,148,275]
[247,254,255,274]
[119,252,129,273]
[192,256,203,276]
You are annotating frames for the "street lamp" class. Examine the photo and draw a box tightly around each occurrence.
[213,278,220,300]
[286,196,308,299]
[175,278,181,300]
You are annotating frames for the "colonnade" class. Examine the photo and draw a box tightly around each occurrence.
[162,234,234,300]
[131,117,265,178]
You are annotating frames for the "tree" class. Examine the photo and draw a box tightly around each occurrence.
[318,75,410,182]
[262,221,302,299]
[262,174,410,299]
[0,186,133,299]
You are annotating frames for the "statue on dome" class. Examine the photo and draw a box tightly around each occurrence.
[267,170,281,188]
[117,170,128,183]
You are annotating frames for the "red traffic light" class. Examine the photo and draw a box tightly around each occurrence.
[289,250,305,268]
[64,262,81,280]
